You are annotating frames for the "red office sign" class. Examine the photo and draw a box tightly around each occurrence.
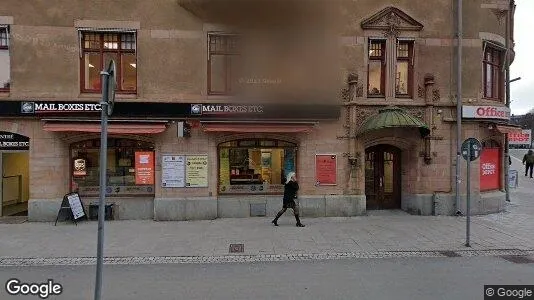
[509,129,531,145]
[480,148,500,191]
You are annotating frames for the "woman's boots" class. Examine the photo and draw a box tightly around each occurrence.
[295,214,305,227]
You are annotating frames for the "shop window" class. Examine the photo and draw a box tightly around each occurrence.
[80,31,137,93]
[483,44,504,101]
[367,39,386,97]
[480,139,501,191]
[395,40,414,97]
[218,139,297,194]
[0,25,10,91]
[71,138,155,197]
[208,33,240,95]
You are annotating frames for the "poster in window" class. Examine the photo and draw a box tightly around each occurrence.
[135,151,154,185]
[315,154,337,185]
[480,148,500,191]
[161,155,185,188]
[186,155,208,187]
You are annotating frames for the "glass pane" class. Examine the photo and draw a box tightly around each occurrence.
[383,156,393,193]
[365,152,375,194]
[369,41,383,58]
[368,61,383,95]
[103,34,119,50]
[83,33,100,49]
[121,53,137,91]
[396,61,409,95]
[121,33,136,50]
[84,53,101,90]
[397,42,409,58]
[0,50,10,89]
[210,55,226,93]
[493,67,499,99]
[0,28,8,47]
[485,64,493,98]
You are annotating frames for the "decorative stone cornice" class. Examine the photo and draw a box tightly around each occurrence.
[361,7,423,37]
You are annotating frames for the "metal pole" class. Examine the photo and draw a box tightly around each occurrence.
[465,144,471,247]
[94,71,110,300]
[455,0,463,215]
[504,0,512,202]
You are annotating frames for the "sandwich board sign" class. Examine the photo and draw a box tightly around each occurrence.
[54,192,87,225]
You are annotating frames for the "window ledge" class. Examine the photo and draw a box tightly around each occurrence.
[79,92,138,99]
[0,91,10,98]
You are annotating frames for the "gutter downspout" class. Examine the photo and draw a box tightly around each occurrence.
[455,0,463,215]
[504,0,512,203]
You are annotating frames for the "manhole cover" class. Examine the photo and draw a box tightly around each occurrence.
[229,244,244,253]
[500,255,534,264]
[439,251,462,257]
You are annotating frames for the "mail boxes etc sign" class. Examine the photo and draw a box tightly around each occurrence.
[462,105,510,120]
[0,132,30,151]
[509,129,532,146]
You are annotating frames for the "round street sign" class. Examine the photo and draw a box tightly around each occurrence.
[106,60,116,116]
[461,138,482,161]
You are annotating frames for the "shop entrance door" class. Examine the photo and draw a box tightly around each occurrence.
[365,145,401,210]
[1,152,30,216]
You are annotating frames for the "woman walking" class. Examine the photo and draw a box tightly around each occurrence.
[272,172,305,227]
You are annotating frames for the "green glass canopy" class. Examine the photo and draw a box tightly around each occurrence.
[357,107,430,137]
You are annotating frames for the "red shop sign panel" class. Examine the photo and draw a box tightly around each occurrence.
[135,151,155,185]
[315,154,337,185]
[480,148,500,191]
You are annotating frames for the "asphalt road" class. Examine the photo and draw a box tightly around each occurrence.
[1,256,533,300]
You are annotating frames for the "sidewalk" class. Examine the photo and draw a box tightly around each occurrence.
[0,154,532,262]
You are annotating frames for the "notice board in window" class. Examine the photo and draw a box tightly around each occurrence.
[315,154,337,185]
[480,148,500,191]
[135,151,155,185]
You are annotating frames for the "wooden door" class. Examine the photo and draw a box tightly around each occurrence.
[365,145,401,210]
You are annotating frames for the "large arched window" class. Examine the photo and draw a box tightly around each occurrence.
[218,139,297,194]
[70,138,155,197]
[480,139,501,191]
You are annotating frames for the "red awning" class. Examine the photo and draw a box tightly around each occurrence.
[43,122,167,134]
[201,123,316,133]
[496,125,523,135]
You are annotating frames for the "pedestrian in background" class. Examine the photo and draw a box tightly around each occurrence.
[272,172,305,227]
[522,149,534,178]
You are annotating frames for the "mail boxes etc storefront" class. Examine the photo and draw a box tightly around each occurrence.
[1,100,353,221]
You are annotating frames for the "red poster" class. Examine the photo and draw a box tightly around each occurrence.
[480,148,500,191]
[315,155,337,185]
[135,152,154,185]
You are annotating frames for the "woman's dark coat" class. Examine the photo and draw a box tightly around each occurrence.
[282,181,299,208]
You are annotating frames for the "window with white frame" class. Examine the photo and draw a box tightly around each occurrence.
[0,25,10,91]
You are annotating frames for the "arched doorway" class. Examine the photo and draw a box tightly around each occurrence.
[365,145,401,210]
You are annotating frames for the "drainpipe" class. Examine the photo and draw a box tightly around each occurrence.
[504,1,512,202]
[455,0,463,215]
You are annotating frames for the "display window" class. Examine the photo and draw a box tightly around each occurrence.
[70,138,155,196]
[218,139,297,194]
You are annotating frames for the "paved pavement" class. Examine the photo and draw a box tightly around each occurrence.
[0,149,532,263]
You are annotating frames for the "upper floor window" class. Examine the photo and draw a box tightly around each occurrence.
[483,45,503,101]
[368,40,386,97]
[395,40,414,97]
[0,26,10,91]
[80,31,137,93]
[208,33,240,95]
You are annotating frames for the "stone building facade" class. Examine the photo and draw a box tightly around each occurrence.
[0,0,516,221]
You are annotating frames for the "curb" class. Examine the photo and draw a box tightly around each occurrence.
[1,249,532,267]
